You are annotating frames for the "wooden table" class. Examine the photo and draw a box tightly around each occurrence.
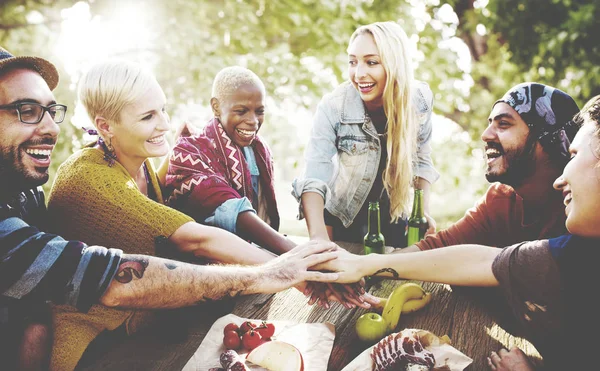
[77,241,542,371]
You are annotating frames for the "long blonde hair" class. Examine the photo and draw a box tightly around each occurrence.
[350,22,418,222]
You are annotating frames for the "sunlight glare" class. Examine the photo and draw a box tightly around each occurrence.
[436,4,459,25]
[55,1,157,87]
[438,37,472,74]
[410,0,431,32]
[476,24,487,36]
[485,324,541,358]
[25,10,44,24]
[474,0,489,9]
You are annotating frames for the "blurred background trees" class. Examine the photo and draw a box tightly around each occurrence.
[1,0,597,235]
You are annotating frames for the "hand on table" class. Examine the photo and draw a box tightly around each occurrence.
[325,280,380,308]
[310,248,368,284]
[303,280,379,309]
[487,347,535,371]
[258,240,339,294]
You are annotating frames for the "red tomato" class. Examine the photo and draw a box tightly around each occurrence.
[239,321,256,334]
[223,322,239,335]
[223,330,241,350]
[241,330,262,350]
[256,321,275,339]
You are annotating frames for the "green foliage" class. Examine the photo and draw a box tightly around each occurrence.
[2,0,595,235]
[1,0,79,192]
[429,120,488,230]
[485,0,600,103]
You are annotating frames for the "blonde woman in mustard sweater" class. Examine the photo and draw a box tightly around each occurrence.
[45,60,372,371]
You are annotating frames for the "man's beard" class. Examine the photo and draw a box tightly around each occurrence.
[0,143,50,195]
[485,135,537,188]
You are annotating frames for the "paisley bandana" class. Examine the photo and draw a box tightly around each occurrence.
[494,83,580,163]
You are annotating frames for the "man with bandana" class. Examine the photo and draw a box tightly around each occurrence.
[401,83,580,252]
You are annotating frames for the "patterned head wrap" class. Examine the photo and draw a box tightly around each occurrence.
[494,82,580,163]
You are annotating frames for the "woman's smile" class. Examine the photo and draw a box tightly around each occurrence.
[147,134,166,145]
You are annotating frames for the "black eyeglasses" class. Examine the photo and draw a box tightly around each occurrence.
[0,102,67,124]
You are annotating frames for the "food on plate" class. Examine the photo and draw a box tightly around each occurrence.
[220,349,249,370]
[223,330,242,350]
[246,340,304,371]
[382,283,429,332]
[370,329,435,371]
[355,312,388,343]
[241,329,263,350]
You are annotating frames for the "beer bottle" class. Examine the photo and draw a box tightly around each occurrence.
[406,189,428,246]
[364,201,385,255]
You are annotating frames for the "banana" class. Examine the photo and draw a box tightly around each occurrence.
[401,291,432,314]
[373,293,432,313]
[381,282,428,332]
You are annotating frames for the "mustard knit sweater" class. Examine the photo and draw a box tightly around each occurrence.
[46,147,193,371]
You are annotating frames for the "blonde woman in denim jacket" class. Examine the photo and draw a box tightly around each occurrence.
[293,21,440,247]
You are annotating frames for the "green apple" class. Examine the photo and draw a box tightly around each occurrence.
[355,312,388,343]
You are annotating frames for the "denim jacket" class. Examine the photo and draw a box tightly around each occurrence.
[292,81,439,227]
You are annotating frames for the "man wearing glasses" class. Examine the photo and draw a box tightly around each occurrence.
[0,47,339,370]
[0,47,67,371]
[0,102,67,125]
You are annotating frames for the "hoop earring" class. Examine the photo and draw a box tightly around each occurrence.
[100,136,117,167]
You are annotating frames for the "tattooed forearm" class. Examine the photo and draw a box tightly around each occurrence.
[115,256,149,284]
[372,268,400,279]
[102,255,261,309]
[195,290,245,305]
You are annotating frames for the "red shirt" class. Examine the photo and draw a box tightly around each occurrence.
[416,166,566,250]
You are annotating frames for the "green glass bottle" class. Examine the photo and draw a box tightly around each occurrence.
[364,201,386,255]
[406,189,429,246]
